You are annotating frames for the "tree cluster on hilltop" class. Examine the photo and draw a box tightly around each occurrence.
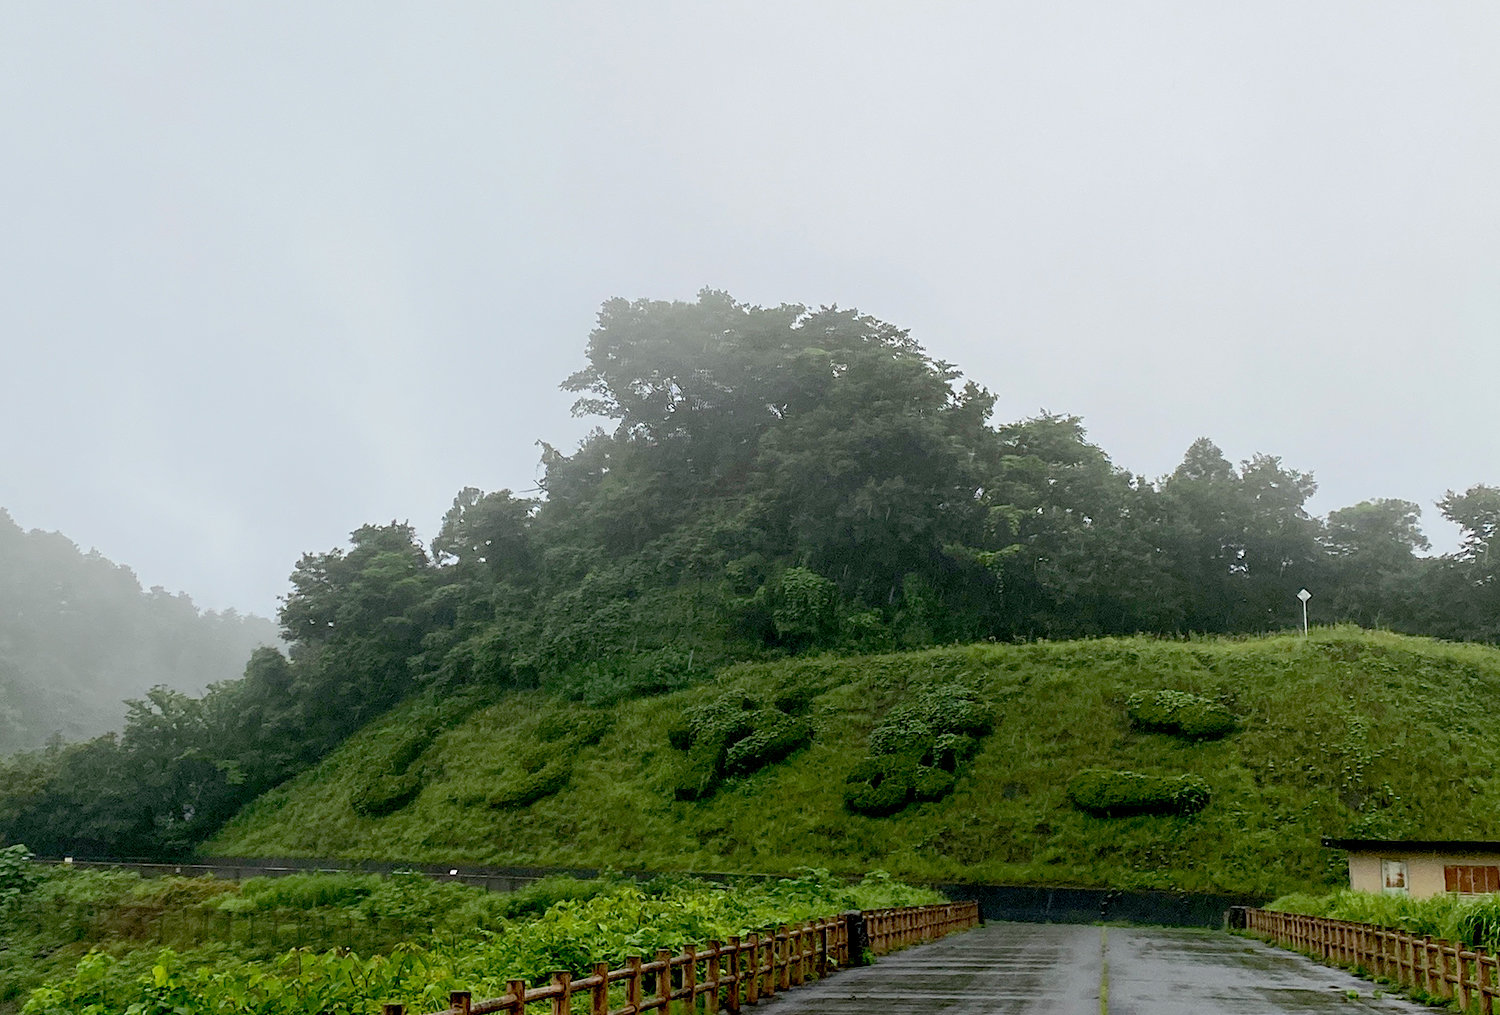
[3,290,1498,859]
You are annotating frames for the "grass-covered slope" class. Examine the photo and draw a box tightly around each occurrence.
[208,628,1500,896]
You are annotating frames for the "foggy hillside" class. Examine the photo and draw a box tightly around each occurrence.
[0,508,279,753]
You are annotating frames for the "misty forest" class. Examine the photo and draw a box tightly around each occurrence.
[0,511,277,754]
[2,291,1499,862]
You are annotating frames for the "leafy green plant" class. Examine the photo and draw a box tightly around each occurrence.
[770,567,839,648]
[845,684,991,816]
[1066,769,1211,817]
[1125,690,1237,741]
[843,756,917,816]
[11,866,943,1015]
[0,844,39,915]
[668,691,814,800]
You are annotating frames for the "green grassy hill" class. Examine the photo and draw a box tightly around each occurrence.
[207,628,1500,896]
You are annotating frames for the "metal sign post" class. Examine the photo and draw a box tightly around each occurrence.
[1297,588,1311,636]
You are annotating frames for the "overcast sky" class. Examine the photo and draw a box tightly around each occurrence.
[3,3,1497,618]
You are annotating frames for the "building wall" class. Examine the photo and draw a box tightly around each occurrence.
[1347,854,1383,894]
[1346,851,1500,899]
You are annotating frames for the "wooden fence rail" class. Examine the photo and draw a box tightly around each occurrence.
[1239,907,1500,1014]
[381,901,980,1015]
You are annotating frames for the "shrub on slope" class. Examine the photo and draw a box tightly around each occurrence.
[1126,690,1237,740]
[1066,769,1211,818]
[844,683,992,816]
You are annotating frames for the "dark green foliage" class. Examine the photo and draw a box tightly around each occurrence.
[488,763,572,810]
[0,845,38,916]
[347,702,454,818]
[843,756,916,816]
[770,682,819,716]
[668,690,815,799]
[722,715,812,776]
[537,709,609,746]
[912,766,956,802]
[486,705,607,809]
[846,684,992,815]
[866,684,992,757]
[1066,769,1211,817]
[1126,690,1238,740]
[350,773,422,817]
[666,720,693,752]
[770,567,839,648]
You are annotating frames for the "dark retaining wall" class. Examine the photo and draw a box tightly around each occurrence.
[936,883,1268,929]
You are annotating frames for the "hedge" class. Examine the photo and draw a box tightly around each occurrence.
[350,772,423,818]
[844,684,992,816]
[668,691,815,800]
[1066,769,1211,817]
[1125,690,1237,741]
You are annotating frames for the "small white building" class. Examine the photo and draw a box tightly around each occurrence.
[1324,838,1500,899]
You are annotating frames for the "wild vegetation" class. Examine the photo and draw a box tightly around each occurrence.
[1266,889,1500,952]
[0,852,936,1015]
[208,628,1500,897]
[5,291,1500,865]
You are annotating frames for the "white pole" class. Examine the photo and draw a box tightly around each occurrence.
[1297,588,1311,636]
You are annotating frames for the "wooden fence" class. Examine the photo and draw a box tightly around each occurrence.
[1240,907,1500,1013]
[382,900,980,1015]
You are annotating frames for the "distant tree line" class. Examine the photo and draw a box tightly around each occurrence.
[4,290,1498,859]
[0,510,278,753]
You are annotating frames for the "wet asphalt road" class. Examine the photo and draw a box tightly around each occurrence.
[761,922,1437,1014]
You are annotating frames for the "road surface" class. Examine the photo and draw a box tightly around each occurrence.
[761,922,1434,1013]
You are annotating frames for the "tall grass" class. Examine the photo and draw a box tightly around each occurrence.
[1267,890,1500,951]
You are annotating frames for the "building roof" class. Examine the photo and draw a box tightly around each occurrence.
[1323,837,1500,853]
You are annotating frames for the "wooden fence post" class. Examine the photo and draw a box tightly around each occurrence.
[706,940,721,1015]
[745,934,760,1005]
[1455,945,1470,1011]
[1435,939,1451,1001]
[626,956,643,1015]
[550,970,572,1015]
[1476,947,1494,1015]
[506,978,527,1015]
[591,961,610,1015]
[449,990,471,1015]
[725,937,742,1013]
[656,949,673,1013]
